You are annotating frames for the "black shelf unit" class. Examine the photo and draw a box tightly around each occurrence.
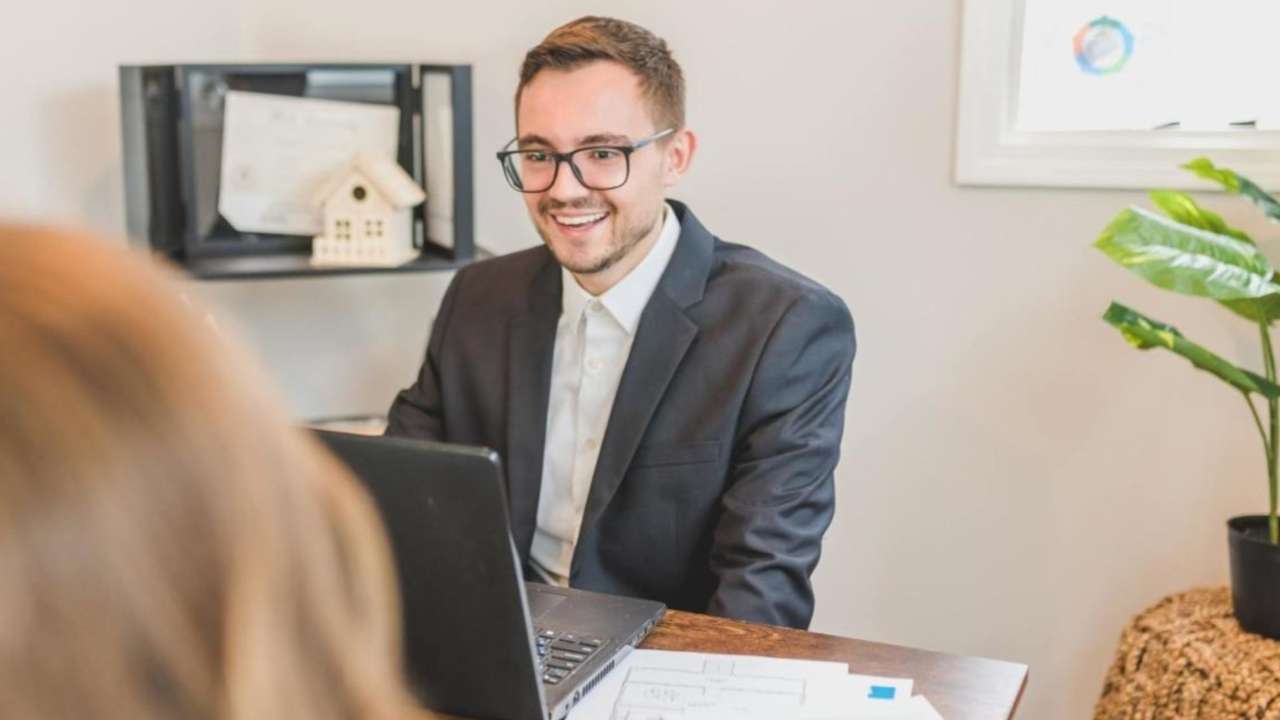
[119,62,477,281]
[186,245,490,281]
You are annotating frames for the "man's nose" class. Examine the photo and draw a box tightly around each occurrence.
[546,157,591,201]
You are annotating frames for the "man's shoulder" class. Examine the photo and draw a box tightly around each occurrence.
[698,238,855,369]
[706,240,850,320]
[456,244,550,284]
[447,245,552,313]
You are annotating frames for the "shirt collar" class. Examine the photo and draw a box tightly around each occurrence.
[560,267,593,329]
[560,202,681,335]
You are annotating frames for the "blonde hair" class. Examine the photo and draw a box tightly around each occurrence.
[0,225,426,720]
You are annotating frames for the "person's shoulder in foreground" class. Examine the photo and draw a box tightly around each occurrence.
[0,224,432,720]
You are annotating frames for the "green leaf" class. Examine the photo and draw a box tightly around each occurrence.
[1222,295,1280,324]
[1183,158,1280,223]
[1144,191,1280,323]
[1102,302,1280,398]
[1095,206,1280,301]
[1149,190,1254,244]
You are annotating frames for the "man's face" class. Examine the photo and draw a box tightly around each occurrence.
[515,61,679,281]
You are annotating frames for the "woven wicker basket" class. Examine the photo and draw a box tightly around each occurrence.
[1095,587,1280,719]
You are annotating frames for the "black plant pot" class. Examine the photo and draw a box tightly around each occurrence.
[1228,515,1280,640]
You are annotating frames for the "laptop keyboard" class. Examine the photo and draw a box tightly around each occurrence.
[534,628,605,685]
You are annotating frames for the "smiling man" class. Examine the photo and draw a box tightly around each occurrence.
[387,16,855,629]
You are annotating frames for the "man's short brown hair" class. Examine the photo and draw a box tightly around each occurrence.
[517,16,686,132]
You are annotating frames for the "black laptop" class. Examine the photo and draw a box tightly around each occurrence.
[315,430,666,720]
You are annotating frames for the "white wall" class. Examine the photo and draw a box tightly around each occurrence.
[3,1,1272,717]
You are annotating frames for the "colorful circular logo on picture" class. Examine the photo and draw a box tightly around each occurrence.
[1074,16,1134,75]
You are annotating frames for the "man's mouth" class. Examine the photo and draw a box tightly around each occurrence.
[550,211,608,231]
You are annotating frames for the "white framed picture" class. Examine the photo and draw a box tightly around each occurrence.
[954,0,1280,189]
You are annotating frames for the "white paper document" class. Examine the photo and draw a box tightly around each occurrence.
[422,72,455,246]
[568,649,921,720]
[797,695,944,720]
[218,91,400,235]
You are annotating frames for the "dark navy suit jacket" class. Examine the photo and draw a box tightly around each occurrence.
[387,200,855,629]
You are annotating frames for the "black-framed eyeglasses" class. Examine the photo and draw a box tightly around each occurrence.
[496,128,675,193]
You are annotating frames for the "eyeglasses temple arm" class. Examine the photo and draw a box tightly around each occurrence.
[630,127,676,150]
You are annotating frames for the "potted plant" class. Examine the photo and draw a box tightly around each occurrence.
[1096,158,1280,639]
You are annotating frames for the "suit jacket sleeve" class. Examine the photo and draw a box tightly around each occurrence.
[385,270,464,440]
[706,290,855,629]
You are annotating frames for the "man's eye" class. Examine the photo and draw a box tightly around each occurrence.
[525,152,551,163]
[591,149,622,161]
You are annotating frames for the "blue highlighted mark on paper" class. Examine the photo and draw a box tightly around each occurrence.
[868,685,897,700]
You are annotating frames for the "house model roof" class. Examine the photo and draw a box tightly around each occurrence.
[316,154,426,209]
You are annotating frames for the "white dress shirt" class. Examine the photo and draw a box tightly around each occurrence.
[530,203,682,585]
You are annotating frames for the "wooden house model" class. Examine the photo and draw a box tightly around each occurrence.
[312,155,425,266]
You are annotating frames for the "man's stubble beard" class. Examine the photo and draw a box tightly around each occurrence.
[536,201,663,277]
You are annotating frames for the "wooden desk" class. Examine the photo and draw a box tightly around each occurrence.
[438,610,1027,720]
[642,610,1028,720]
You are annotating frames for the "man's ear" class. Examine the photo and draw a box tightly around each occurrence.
[662,128,698,187]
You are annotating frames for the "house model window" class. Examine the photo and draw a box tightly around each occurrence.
[312,155,426,267]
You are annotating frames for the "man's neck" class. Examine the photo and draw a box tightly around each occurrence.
[572,205,667,297]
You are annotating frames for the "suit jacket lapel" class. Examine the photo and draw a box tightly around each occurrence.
[505,254,561,560]
[575,200,715,554]
[577,292,698,540]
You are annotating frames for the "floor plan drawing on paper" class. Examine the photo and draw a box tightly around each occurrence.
[565,649,912,720]
[607,652,845,719]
